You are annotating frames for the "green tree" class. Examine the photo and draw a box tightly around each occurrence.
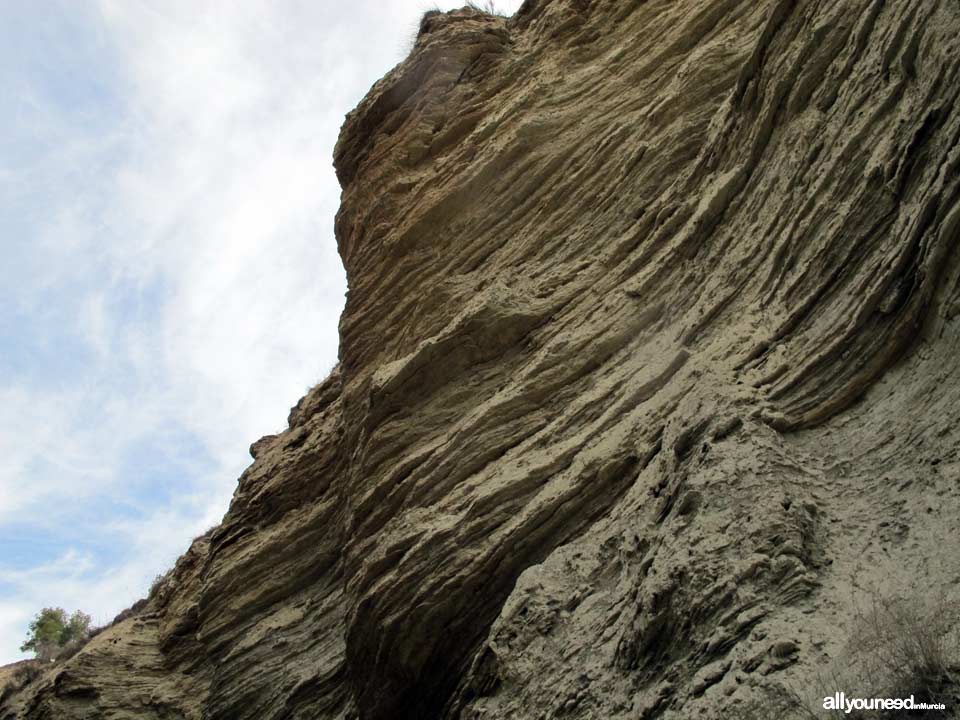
[20,608,92,662]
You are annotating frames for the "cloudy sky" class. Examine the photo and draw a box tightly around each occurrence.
[0,0,521,664]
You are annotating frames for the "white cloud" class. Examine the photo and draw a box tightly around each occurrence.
[0,386,111,520]
[0,0,523,664]
[0,602,32,660]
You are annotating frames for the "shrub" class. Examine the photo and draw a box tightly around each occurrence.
[467,0,507,14]
[149,573,166,597]
[19,608,92,663]
[774,590,960,719]
[843,590,959,717]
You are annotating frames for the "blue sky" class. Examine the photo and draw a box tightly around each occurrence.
[0,0,521,664]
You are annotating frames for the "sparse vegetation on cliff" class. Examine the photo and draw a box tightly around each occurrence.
[737,591,960,719]
[19,608,92,663]
[849,591,959,714]
[466,1,507,15]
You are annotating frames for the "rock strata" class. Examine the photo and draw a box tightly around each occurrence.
[5,1,960,718]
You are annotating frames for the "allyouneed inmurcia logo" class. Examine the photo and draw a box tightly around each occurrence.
[823,692,947,714]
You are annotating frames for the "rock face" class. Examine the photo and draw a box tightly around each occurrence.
[5,0,960,718]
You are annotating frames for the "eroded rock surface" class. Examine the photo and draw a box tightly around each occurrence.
[5,0,960,718]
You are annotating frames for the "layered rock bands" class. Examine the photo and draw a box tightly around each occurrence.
[5,0,960,718]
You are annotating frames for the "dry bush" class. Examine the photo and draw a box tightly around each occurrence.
[467,1,508,15]
[843,590,960,717]
[728,590,959,719]
[56,635,93,663]
[731,686,813,720]
[408,6,442,54]
[109,596,149,627]
[780,590,960,719]
[409,2,509,55]
[149,572,167,598]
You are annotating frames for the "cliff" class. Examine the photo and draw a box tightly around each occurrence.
[5,0,960,718]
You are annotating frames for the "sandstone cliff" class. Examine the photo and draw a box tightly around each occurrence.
[5,0,960,718]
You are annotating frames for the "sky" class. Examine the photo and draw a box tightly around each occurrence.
[0,0,522,665]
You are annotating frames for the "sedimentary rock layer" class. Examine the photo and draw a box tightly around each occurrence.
[5,0,960,718]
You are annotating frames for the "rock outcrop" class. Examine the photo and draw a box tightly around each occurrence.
[5,0,960,718]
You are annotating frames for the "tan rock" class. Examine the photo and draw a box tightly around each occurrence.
[6,1,960,718]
